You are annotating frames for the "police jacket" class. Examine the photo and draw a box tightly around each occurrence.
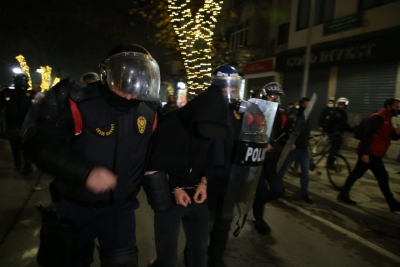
[324,108,352,135]
[357,108,400,157]
[22,78,157,206]
[318,107,334,128]
[265,108,289,159]
[147,85,229,191]
[0,88,36,128]
[213,103,242,178]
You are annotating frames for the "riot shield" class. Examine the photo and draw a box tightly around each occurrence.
[221,99,278,237]
[276,93,317,172]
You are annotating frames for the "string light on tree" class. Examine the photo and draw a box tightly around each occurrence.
[40,66,52,91]
[167,0,223,92]
[15,55,33,88]
[15,54,59,91]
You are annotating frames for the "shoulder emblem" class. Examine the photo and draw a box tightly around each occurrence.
[137,116,147,134]
[95,124,115,137]
[233,110,241,120]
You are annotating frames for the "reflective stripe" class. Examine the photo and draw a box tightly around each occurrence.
[69,98,83,135]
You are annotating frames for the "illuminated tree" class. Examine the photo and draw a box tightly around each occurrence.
[167,0,223,92]
[15,54,59,91]
[15,55,32,88]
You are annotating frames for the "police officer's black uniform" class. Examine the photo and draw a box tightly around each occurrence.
[324,107,352,168]
[252,107,288,233]
[207,103,242,267]
[0,73,35,173]
[22,44,160,267]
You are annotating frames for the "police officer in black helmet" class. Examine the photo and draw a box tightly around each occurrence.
[207,65,243,267]
[22,44,160,267]
[252,82,289,234]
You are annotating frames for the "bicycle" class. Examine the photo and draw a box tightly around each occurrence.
[308,134,351,190]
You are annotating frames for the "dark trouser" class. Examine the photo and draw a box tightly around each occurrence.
[252,157,285,221]
[279,149,310,196]
[328,135,342,165]
[57,198,139,267]
[153,201,209,267]
[340,154,398,208]
[9,138,31,170]
[207,177,232,262]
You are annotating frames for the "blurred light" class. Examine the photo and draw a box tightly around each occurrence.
[36,69,44,73]
[177,82,186,89]
[13,68,22,74]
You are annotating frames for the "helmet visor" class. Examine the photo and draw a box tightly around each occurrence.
[211,76,242,102]
[106,52,160,101]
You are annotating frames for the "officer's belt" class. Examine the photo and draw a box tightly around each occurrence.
[62,187,140,209]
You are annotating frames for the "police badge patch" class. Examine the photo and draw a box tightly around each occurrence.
[233,110,242,120]
[95,124,115,137]
[137,116,146,134]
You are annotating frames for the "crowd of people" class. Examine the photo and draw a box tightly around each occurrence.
[1,43,400,267]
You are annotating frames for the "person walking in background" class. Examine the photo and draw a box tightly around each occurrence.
[80,72,100,84]
[318,97,335,132]
[324,97,354,170]
[337,98,400,212]
[278,97,313,204]
[160,94,179,115]
[0,73,36,174]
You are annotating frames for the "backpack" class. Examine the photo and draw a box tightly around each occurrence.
[353,112,381,140]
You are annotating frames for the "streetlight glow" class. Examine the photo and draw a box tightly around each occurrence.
[12,68,22,74]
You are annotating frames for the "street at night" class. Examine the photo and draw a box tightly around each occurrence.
[1,0,400,266]
[0,138,399,267]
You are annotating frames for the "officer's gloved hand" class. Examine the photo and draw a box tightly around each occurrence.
[86,166,117,194]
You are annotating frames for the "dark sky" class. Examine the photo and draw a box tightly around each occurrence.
[0,0,168,86]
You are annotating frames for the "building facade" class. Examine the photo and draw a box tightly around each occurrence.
[217,0,400,131]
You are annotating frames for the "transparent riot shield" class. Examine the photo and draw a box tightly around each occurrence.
[221,99,278,237]
[276,93,317,172]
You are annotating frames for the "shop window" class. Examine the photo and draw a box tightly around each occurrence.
[296,0,311,31]
[314,0,335,25]
[358,0,399,11]
[229,21,249,51]
[278,23,290,45]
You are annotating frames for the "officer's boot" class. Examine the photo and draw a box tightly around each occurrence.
[252,197,271,235]
[384,193,400,212]
[100,247,138,267]
[337,177,357,205]
[208,214,233,267]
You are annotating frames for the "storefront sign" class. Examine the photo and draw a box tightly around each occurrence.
[286,43,376,67]
[323,13,364,36]
[276,30,400,72]
[243,58,274,74]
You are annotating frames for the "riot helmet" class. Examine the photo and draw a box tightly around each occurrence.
[210,65,242,103]
[336,97,349,106]
[80,72,100,84]
[100,44,160,101]
[262,82,284,103]
[12,73,30,90]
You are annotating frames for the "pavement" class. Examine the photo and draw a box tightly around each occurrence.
[0,135,400,266]
[283,138,400,239]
